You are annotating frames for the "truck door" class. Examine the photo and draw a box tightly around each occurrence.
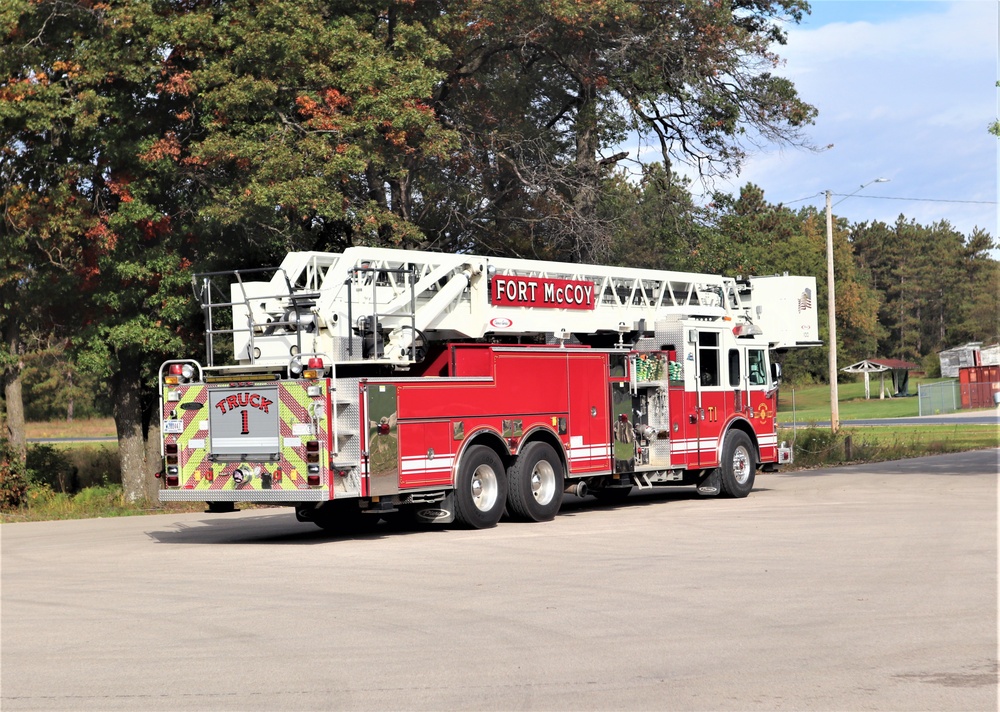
[567,354,612,473]
[746,347,777,461]
[695,330,723,467]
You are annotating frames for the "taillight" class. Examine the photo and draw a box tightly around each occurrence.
[164,362,195,385]
[306,440,320,463]
[166,475,179,487]
[304,357,325,379]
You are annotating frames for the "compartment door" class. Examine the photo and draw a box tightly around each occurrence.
[568,355,612,473]
[365,384,399,496]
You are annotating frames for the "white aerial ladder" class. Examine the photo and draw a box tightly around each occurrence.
[192,247,820,369]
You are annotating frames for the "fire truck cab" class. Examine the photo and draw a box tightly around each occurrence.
[158,248,818,530]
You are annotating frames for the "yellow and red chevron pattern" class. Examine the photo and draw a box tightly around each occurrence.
[163,381,330,495]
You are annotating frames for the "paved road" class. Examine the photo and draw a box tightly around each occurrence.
[2,450,997,711]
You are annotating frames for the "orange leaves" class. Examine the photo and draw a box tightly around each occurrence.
[106,178,133,204]
[296,88,352,131]
[138,215,171,241]
[51,61,82,79]
[85,220,117,252]
[157,70,194,97]
[140,133,181,163]
[322,88,350,109]
[0,75,43,101]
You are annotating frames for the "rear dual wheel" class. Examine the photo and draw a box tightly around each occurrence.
[453,445,508,529]
[506,442,564,522]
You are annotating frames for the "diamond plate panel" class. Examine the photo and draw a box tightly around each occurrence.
[335,378,362,463]
[649,438,671,466]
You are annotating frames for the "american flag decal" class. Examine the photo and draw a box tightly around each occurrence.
[798,288,813,312]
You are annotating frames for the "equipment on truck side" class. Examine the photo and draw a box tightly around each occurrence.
[157,247,819,530]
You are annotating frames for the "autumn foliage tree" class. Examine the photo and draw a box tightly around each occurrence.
[2,0,456,501]
[391,0,817,262]
[3,0,995,505]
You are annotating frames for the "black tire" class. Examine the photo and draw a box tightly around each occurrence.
[719,430,756,498]
[312,500,381,534]
[453,445,508,529]
[506,441,564,522]
[593,486,632,504]
[206,501,236,513]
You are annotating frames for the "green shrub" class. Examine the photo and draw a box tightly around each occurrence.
[63,445,120,488]
[0,437,29,510]
[23,444,120,494]
[72,484,123,509]
[921,353,941,378]
[794,428,841,458]
[26,444,78,493]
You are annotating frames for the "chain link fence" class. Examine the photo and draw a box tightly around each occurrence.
[918,380,959,416]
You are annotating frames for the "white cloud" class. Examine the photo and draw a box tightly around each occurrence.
[725,0,999,239]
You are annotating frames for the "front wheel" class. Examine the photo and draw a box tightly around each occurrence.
[453,445,508,529]
[719,430,756,498]
[506,442,564,522]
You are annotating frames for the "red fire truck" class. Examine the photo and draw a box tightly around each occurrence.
[158,248,818,530]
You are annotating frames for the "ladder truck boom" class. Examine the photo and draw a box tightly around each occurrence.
[160,247,819,532]
[194,247,819,369]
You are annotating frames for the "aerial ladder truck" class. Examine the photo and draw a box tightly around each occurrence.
[157,247,819,530]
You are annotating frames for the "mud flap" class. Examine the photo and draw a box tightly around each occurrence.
[697,469,721,496]
[413,493,456,525]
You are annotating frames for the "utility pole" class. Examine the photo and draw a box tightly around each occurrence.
[825,178,890,434]
[826,190,839,433]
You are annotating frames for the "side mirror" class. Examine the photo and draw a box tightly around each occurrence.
[765,362,782,399]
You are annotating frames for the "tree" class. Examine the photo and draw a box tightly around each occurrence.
[700,187,884,383]
[177,0,455,252]
[953,228,1000,346]
[852,218,998,361]
[396,0,817,262]
[3,0,463,501]
[2,0,104,462]
[602,164,708,272]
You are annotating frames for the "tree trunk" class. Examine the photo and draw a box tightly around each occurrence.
[3,373,26,463]
[1,312,26,463]
[111,350,159,503]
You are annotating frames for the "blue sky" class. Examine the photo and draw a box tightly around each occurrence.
[637,0,999,241]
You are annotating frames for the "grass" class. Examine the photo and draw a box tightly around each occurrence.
[0,484,207,523]
[777,377,971,423]
[25,417,116,440]
[782,424,999,469]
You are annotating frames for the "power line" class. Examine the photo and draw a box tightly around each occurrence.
[782,192,824,206]
[829,193,996,205]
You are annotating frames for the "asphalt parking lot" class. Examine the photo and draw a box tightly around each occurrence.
[2,449,997,711]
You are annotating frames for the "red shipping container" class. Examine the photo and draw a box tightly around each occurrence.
[958,365,1000,409]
